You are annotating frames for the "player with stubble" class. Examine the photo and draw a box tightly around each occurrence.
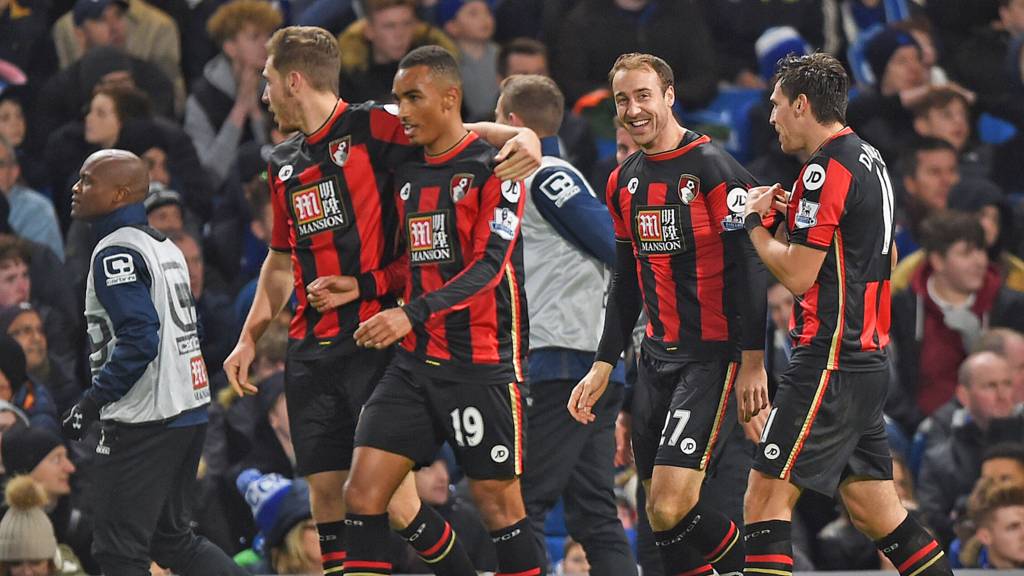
[741,53,953,576]
[341,46,541,576]
[569,53,770,576]
[223,27,540,576]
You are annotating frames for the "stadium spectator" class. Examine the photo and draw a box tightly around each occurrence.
[949,0,1024,103]
[52,0,184,111]
[0,475,82,575]
[1,303,80,416]
[918,351,1017,544]
[143,183,184,234]
[0,238,75,386]
[184,0,280,189]
[894,137,959,259]
[974,328,1024,402]
[0,136,63,260]
[0,425,93,571]
[337,0,455,103]
[553,0,717,109]
[910,86,991,181]
[437,0,500,121]
[36,45,175,143]
[0,0,57,91]
[961,481,1024,568]
[234,470,319,574]
[980,444,1024,488]
[0,88,47,194]
[0,334,58,432]
[557,537,591,575]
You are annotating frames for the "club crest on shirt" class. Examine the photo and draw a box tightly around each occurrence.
[408,210,455,265]
[290,176,349,238]
[795,198,820,229]
[450,173,474,202]
[328,136,351,167]
[678,174,699,205]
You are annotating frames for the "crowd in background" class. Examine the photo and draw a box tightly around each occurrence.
[2,0,1024,573]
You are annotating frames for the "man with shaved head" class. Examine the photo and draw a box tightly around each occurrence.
[62,149,245,575]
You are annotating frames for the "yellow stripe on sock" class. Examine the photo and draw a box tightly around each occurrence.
[708,528,739,564]
[746,569,792,576]
[422,532,457,564]
[324,567,345,575]
[907,551,944,576]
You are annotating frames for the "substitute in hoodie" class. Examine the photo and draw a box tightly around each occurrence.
[888,211,1024,435]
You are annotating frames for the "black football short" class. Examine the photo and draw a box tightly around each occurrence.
[631,352,740,480]
[284,347,392,476]
[355,363,525,480]
[753,363,893,496]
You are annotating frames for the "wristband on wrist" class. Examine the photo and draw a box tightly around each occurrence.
[744,212,763,232]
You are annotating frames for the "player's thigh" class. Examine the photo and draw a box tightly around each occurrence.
[353,363,442,471]
[753,365,869,497]
[284,351,383,476]
[433,379,526,481]
[651,359,739,475]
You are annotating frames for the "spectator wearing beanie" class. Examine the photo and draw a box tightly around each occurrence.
[0,333,58,433]
[0,425,94,573]
[0,303,81,416]
[436,0,501,121]
[847,26,934,163]
[0,476,63,575]
[234,470,318,574]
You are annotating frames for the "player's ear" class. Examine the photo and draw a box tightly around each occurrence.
[664,84,675,107]
[795,94,808,117]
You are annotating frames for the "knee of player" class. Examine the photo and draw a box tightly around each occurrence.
[342,476,387,515]
[645,491,698,531]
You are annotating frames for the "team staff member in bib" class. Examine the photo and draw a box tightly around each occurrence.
[62,149,245,576]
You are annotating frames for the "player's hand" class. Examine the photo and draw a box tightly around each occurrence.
[739,404,769,444]
[736,360,769,423]
[224,338,259,396]
[61,396,99,442]
[354,307,412,348]
[568,362,613,424]
[493,128,541,181]
[745,184,781,218]
[307,275,360,312]
[614,411,634,467]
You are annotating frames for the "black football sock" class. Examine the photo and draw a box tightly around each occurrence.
[743,520,794,576]
[875,514,952,575]
[397,504,476,575]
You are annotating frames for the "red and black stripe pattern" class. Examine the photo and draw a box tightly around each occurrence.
[342,513,393,575]
[785,127,894,372]
[876,515,951,576]
[269,100,418,359]
[743,519,795,576]
[394,132,529,385]
[606,131,763,361]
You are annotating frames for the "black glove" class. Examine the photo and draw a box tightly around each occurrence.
[62,395,100,441]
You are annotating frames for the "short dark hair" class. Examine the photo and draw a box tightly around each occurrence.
[899,136,958,180]
[772,53,849,125]
[983,442,1024,468]
[366,0,416,18]
[499,75,564,136]
[608,53,673,92]
[920,210,986,256]
[497,37,547,78]
[266,26,341,95]
[0,236,29,268]
[398,45,461,86]
[910,86,970,120]
[94,84,152,124]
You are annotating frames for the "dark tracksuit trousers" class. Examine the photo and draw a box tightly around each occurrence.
[90,421,246,576]
[522,379,638,576]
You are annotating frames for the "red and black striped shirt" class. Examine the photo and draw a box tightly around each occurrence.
[269,100,418,358]
[785,127,894,372]
[605,130,767,361]
[395,132,529,385]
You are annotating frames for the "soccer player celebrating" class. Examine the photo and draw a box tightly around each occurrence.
[569,52,769,576]
[741,53,952,576]
[342,46,540,576]
[223,26,539,575]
